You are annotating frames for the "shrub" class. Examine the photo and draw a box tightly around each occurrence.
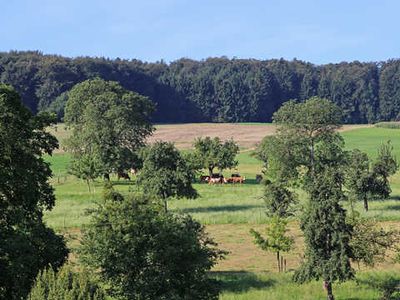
[80,192,226,300]
[28,265,106,300]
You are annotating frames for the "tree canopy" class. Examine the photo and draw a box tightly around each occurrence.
[193,137,239,176]
[80,190,225,300]
[0,84,68,299]
[64,78,154,179]
[2,51,398,124]
[138,141,197,211]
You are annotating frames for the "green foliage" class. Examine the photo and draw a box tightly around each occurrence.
[250,216,294,272]
[28,265,106,300]
[294,169,354,286]
[138,142,197,211]
[193,136,239,176]
[349,217,400,268]
[250,216,294,254]
[256,134,304,182]
[102,181,124,202]
[373,141,398,180]
[2,52,400,123]
[0,84,68,299]
[263,181,297,217]
[345,144,398,212]
[46,91,68,121]
[258,97,344,185]
[273,97,342,132]
[64,78,154,178]
[80,192,226,300]
[357,272,400,300]
[68,151,103,192]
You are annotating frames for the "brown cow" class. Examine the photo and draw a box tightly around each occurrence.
[200,175,210,183]
[208,176,227,184]
[229,176,245,184]
[117,171,131,181]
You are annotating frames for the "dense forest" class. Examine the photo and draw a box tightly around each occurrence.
[1,51,400,123]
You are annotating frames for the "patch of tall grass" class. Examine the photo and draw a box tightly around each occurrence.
[375,122,400,129]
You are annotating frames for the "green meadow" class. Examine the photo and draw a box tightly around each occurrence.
[43,125,400,299]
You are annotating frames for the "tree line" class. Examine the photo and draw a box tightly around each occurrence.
[2,51,400,124]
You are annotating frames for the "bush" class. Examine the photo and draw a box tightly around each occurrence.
[28,265,106,300]
[80,192,226,300]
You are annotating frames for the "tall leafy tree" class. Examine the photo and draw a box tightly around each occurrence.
[64,78,154,178]
[0,84,68,299]
[372,141,398,194]
[294,169,354,300]
[273,97,343,174]
[346,143,398,212]
[260,98,357,300]
[138,141,197,211]
[193,137,239,176]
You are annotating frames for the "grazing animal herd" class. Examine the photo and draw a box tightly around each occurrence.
[110,170,262,185]
[200,173,248,184]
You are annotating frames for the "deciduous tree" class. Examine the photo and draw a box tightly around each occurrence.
[193,137,239,176]
[0,84,68,299]
[64,78,154,178]
[138,141,197,211]
[294,169,354,300]
[250,216,294,272]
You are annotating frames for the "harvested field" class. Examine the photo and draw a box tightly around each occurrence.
[48,123,371,152]
[148,123,372,150]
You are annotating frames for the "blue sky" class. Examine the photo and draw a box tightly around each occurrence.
[1,0,399,64]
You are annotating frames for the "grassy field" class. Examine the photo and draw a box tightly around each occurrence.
[43,124,400,299]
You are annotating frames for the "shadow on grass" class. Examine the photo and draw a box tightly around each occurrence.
[242,178,262,185]
[211,271,275,293]
[389,195,400,201]
[177,204,261,214]
[385,204,400,210]
[109,180,136,186]
[195,179,262,185]
[356,273,400,300]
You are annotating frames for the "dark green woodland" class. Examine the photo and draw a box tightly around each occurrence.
[2,51,400,123]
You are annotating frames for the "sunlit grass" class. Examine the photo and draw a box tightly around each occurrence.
[42,125,400,299]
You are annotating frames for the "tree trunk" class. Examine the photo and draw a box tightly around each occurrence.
[277,251,280,272]
[284,258,287,272]
[163,198,168,213]
[323,280,334,300]
[86,179,91,193]
[208,167,213,177]
[363,196,369,212]
[310,138,315,176]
